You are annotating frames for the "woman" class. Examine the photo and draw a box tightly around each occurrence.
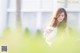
[44,8,68,46]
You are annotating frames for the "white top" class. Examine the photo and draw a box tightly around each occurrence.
[43,26,57,46]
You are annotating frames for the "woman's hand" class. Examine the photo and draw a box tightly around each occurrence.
[43,29,52,46]
[43,27,57,46]
[43,27,54,46]
[44,29,52,38]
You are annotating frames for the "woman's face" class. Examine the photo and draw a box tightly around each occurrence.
[57,12,65,22]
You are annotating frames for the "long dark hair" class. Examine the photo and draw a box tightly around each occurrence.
[52,8,67,32]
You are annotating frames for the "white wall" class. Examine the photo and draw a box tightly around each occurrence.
[0,0,7,36]
[0,0,80,33]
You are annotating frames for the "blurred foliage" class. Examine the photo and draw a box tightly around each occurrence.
[23,28,30,36]
[0,28,80,53]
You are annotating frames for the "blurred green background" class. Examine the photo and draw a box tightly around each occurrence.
[0,28,80,53]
